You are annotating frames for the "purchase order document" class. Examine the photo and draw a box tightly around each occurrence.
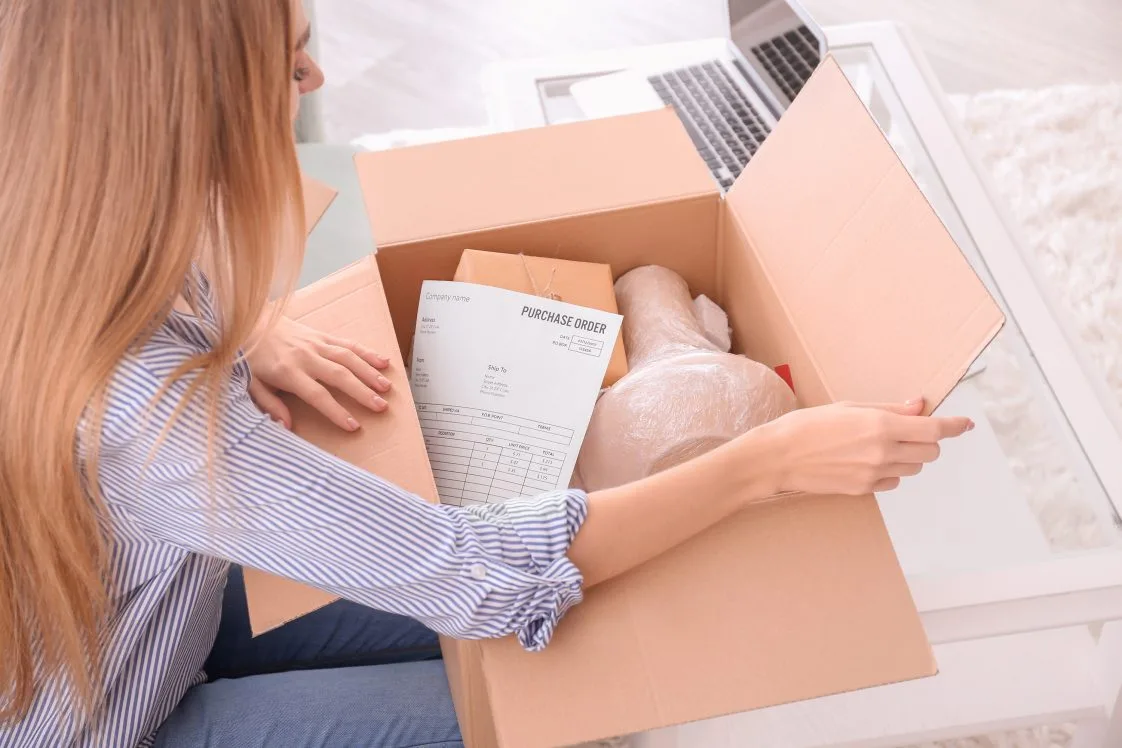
[409,280,622,506]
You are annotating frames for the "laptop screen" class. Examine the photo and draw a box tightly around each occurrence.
[728,0,827,107]
[729,0,825,54]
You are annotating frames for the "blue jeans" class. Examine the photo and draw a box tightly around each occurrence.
[154,567,463,748]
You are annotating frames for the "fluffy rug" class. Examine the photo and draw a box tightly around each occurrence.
[894,81,1122,748]
[947,83,1122,557]
[952,82,1122,422]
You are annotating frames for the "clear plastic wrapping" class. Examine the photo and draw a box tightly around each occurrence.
[612,265,715,366]
[692,294,732,352]
[574,265,797,492]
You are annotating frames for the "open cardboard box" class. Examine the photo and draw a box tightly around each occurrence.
[244,58,1004,747]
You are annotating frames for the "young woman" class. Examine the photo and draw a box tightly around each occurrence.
[0,1,973,746]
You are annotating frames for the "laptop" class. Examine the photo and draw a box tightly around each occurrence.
[547,0,827,192]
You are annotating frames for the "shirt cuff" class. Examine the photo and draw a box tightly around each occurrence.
[512,555,585,652]
[460,489,589,652]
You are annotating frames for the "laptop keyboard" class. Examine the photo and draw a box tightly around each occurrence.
[648,62,773,192]
[750,26,821,102]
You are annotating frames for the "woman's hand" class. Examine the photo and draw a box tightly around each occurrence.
[763,398,973,496]
[245,316,392,432]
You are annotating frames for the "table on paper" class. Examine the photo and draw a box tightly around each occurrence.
[416,402,572,506]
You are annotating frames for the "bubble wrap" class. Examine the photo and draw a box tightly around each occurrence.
[574,265,797,492]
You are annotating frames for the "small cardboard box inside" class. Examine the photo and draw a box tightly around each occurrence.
[243,58,1004,747]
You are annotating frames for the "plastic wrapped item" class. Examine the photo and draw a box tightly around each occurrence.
[613,265,714,366]
[574,265,797,492]
[692,294,732,352]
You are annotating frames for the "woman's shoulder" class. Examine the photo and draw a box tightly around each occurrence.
[106,309,238,422]
[114,316,207,385]
[97,320,202,427]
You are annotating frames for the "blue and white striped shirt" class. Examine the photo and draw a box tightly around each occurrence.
[2,280,589,747]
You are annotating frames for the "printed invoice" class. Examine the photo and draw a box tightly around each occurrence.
[409,280,622,506]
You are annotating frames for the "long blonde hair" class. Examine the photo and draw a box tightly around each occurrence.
[0,0,304,720]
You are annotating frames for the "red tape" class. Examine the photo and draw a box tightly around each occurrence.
[774,364,794,394]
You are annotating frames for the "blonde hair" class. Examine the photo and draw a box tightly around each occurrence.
[0,0,304,721]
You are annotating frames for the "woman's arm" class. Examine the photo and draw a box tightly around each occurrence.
[97,342,591,651]
[98,337,968,650]
[571,399,971,589]
[572,427,780,587]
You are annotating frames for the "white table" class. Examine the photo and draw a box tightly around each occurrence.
[297,21,1122,748]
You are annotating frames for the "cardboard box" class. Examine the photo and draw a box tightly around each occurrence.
[246,57,1003,747]
[454,249,629,387]
[300,173,338,232]
[241,175,444,634]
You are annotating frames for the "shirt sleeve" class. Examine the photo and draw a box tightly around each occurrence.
[94,348,589,652]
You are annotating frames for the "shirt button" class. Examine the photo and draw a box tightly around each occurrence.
[469,563,488,581]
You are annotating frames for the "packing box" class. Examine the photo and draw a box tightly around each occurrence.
[454,249,629,387]
[241,175,448,633]
[244,57,1003,747]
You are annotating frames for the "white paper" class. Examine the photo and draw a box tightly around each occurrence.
[409,281,622,506]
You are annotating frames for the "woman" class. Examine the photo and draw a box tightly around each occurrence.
[0,1,972,746]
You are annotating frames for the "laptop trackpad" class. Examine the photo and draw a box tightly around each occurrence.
[571,71,665,120]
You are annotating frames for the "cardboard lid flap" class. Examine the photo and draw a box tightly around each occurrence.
[301,173,337,235]
[725,57,1004,408]
[354,108,716,247]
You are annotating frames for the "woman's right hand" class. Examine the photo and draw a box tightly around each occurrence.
[763,398,974,496]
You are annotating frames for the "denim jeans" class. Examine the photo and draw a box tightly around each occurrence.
[154,567,462,748]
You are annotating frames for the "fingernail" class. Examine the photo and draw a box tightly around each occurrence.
[371,395,387,410]
[282,419,291,431]
[377,375,391,389]
[905,397,922,406]
[346,417,360,431]
[966,420,975,431]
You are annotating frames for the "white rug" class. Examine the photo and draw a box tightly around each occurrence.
[952,82,1122,422]
[892,81,1122,748]
[948,82,1122,556]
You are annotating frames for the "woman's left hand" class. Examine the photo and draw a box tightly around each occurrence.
[245,316,392,432]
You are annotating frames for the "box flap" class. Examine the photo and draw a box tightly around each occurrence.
[301,173,337,233]
[242,176,438,634]
[241,256,441,634]
[355,108,716,246]
[725,56,1004,410]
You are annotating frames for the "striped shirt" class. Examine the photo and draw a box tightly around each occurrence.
[1,277,589,747]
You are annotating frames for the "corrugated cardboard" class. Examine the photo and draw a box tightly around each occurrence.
[240,255,442,634]
[248,57,1004,746]
[300,173,337,232]
[240,176,440,635]
[453,249,628,387]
